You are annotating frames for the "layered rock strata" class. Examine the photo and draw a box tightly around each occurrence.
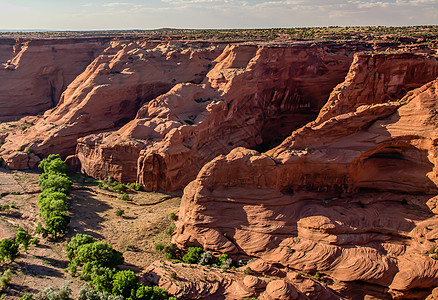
[144,260,340,299]
[174,58,438,298]
[0,41,224,169]
[0,37,112,121]
[75,42,357,187]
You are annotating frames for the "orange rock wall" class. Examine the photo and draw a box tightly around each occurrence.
[0,38,112,121]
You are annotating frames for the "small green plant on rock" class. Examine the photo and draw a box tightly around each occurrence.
[120,193,130,201]
[182,247,203,264]
[168,212,177,222]
[115,208,124,217]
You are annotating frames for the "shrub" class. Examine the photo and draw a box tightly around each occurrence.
[38,281,71,300]
[113,183,127,194]
[314,271,321,281]
[120,193,130,201]
[217,254,233,270]
[163,243,177,260]
[78,284,123,300]
[182,247,204,264]
[199,251,214,266]
[127,183,142,191]
[115,209,124,217]
[1,204,10,211]
[155,243,165,251]
[136,285,172,300]
[65,234,95,260]
[112,270,138,298]
[0,238,19,263]
[168,212,177,222]
[165,222,176,236]
[19,294,32,300]
[15,227,32,251]
[0,269,12,289]
[39,174,72,194]
[46,214,70,238]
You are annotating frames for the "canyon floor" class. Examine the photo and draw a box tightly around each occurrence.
[0,166,181,298]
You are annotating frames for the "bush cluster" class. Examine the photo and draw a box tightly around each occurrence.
[37,154,72,239]
[67,234,175,300]
[155,244,237,270]
[0,227,37,265]
[97,177,142,195]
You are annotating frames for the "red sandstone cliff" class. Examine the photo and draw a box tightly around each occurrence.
[0,40,224,169]
[2,37,438,298]
[174,54,438,298]
[0,38,112,121]
[75,42,356,187]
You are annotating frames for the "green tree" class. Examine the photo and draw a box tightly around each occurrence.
[65,234,95,261]
[0,238,19,263]
[46,214,70,238]
[136,285,171,300]
[44,158,68,175]
[38,154,62,171]
[112,270,138,298]
[39,174,72,194]
[182,247,204,264]
[68,241,123,278]
[15,227,32,251]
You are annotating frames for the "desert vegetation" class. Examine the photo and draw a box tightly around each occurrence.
[1,26,437,42]
[36,155,72,239]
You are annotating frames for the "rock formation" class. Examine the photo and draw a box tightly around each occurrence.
[0,40,224,169]
[174,54,438,298]
[143,260,339,299]
[75,42,357,187]
[2,36,438,298]
[0,38,112,121]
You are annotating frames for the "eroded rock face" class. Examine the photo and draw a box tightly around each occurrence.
[0,38,111,121]
[0,40,224,168]
[143,260,339,299]
[75,42,357,188]
[174,61,438,297]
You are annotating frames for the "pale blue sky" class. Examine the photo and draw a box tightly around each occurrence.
[0,0,437,30]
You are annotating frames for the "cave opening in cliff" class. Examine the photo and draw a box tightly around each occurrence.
[254,110,318,152]
[251,86,327,153]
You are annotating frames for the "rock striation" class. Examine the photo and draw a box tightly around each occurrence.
[174,53,438,298]
[2,37,438,298]
[75,42,356,187]
[143,260,339,299]
[0,40,224,168]
[0,38,112,121]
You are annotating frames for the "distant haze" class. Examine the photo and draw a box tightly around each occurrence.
[0,0,437,31]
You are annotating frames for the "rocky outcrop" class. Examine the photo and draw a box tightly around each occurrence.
[316,52,438,123]
[174,57,438,297]
[0,38,112,121]
[143,260,339,299]
[0,40,224,168]
[75,42,357,188]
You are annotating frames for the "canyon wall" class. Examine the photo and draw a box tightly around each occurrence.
[2,36,438,298]
[0,40,224,169]
[0,38,113,121]
[75,42,358,188]
[174,53,438,298]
